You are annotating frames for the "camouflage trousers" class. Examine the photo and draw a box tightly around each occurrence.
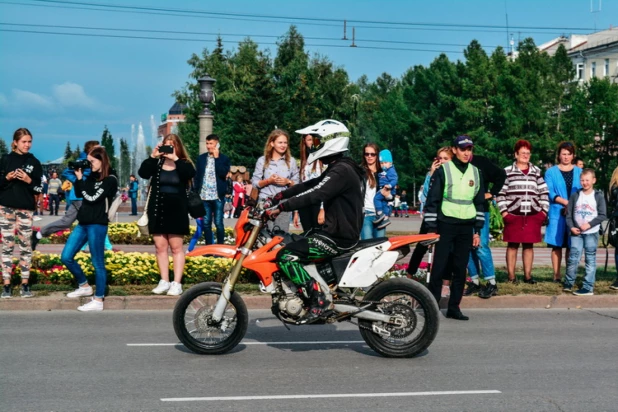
[0,206,33,280]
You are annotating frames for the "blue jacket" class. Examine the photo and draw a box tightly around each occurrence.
[61,151,91,202]
[128,180,138,199]
[543,165,582,246]
[194,152,231,200]
[378,166,398,195]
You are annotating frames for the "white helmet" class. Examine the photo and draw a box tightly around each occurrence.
[304,119,350,164]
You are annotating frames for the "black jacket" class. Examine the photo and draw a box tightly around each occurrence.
[280,157,365,248]
[424,157,486,232]
[609,186,618,217]
[194,152,231,200]
[74,173,118,225]
[0,152,43,210]
[470,154,507,213]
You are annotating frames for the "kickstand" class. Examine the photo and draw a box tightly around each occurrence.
[275,312,291,331]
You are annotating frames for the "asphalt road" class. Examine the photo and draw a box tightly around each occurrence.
[2,309,617,411]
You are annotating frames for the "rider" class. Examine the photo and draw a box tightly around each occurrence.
[266,121,365,323]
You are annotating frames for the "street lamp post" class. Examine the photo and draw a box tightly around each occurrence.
[198,74,216,155]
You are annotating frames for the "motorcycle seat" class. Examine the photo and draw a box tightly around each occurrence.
[341,237,389,254]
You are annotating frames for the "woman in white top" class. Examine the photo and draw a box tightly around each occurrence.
[360,142,388,240]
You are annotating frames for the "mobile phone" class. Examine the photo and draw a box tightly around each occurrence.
[159,145,174,154]
[216,142,220,149]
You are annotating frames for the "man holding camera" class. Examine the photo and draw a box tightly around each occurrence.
[32,140,99,250]
[194,134,230,245]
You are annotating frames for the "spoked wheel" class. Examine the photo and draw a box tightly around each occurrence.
[359,278,440,358]
[173,282,248,355]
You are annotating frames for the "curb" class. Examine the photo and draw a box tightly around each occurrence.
[1,294,617,311]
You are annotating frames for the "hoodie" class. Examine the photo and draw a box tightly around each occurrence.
[0,151,43,210]
[280,157,365,247]
[62,151,92,202]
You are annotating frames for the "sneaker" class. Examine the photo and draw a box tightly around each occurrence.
[152,279,171,295]
[562,283,573,293]
[372,214,386,224]
[166,282,183,296]
[553,278,562,284]
[463,281,481,296]
[1,285,11,299]
[31,231,40,251]
[20,284,33,298]
[33,216,42,221]
[67,285,93,298]
[440,285,450,298]
[506,278,519,285]
[573,288,593,296]
[523,277,537,285]
[376,218,391,230]
[609,280,618,290]
[77,299,104,312]
[478,282,498,299]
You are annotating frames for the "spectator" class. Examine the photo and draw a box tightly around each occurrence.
[564,169,606,295]
[33,173,46,220]
[232,174,245,218]
[32,140,100,250]
[574,157,585,169]
[496,140,549,284]
[194,134,230,245]
[609,167,618,290]
[407,147,452,277]
[139,134,196,296]
[0,127,42,299]
[424,135,485,321]
[128,174,138,216]
[400,190,409,217]
[294,129,326,235]
[372,149,398,229]
[360,143,386,240]
[251,129,299,233]
[47,171,62,216]
[464,146,507,299]
[61,146,117,311]
[544,141,582,283]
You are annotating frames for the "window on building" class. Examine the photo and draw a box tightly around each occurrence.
[576,63,585,80]
[591,62,596,78]
[605,59,610,77]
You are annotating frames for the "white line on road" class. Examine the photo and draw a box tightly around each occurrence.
[127,340,365,347]
[161,390,502,402]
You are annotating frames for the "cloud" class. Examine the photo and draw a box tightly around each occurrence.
[0,93,7,107]
[12,89,55,109]
[52,82,97,109]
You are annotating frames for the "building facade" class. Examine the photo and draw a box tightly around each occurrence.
[157,102,187,138]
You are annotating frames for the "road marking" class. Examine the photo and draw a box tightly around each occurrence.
[127,340,365,347]
[161,390,502,402]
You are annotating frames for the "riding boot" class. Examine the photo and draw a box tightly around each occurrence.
[298,279,331,324]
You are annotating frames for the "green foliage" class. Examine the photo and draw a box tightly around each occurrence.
[0,138,8,157]
[489,202,504,240]
[100,126,118,171]
[119,138,131,185]
[63,141,73,162]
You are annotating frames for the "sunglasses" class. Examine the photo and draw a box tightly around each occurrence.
[364,152,377,157]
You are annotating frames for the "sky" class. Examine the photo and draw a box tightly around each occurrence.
[1,0,616,163]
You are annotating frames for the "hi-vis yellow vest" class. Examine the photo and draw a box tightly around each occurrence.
[441,162,480,219]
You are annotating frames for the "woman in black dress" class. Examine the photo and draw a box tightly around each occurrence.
[139,134,196,296]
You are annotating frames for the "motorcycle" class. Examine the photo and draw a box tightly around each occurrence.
[173,202,441,358]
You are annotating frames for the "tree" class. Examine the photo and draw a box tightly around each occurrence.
[119,138,131,185]
[101,126,117,171]
[0,138,8,157]
[64,141,73,162]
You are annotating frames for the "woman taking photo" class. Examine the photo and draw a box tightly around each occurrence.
[139,134,196,296]
[544,141,581,283]
[0,128,42,299]
[360,142,388,240]
[294,131,326,234]
[251,129,299,232]
[61,146,117,311]
[496,140,549,284]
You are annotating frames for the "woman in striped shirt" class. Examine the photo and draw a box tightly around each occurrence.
[496,140,549,284]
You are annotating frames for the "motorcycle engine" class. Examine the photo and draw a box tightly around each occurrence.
[278,296,305,317]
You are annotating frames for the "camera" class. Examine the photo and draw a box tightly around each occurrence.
[159,145,174,154]
[68,159,91,170]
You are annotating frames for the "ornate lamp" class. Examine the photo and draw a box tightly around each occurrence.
[198,74,216,115]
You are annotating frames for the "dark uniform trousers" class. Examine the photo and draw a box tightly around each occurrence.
[429,221,474,312]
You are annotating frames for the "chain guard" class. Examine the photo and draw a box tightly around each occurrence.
[341,299,418,338]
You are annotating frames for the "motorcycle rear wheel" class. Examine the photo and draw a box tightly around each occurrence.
[359,278,440,358]
[173,282,248,355]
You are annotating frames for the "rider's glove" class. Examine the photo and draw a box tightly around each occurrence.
[271,192,284,206]
[265,204,284,221]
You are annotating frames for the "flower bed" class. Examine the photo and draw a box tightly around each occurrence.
[46,222,235,245]
[6,251,250,286]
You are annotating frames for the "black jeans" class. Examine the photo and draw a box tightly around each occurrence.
[297,203,322,236]
[49,194,60,215]
[429,222,473,313]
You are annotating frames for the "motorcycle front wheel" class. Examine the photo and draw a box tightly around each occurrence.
[173,282,248,355]
[359,277,440,358]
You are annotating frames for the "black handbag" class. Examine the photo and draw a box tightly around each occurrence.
[187,183,206,218]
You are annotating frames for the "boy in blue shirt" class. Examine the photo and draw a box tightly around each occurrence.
[373,149,398,229]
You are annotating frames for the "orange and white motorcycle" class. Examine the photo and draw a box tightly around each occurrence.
[173,203,441,358]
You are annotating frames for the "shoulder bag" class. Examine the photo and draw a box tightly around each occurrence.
[187,182,206,219]
[136,181,151,237]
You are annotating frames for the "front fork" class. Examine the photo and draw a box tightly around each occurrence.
[211,224,261,322]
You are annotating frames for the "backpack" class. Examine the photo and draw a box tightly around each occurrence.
[105,175,122,222]
[608,216,618,247]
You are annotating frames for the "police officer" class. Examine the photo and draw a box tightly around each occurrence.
[424,135,485,320]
